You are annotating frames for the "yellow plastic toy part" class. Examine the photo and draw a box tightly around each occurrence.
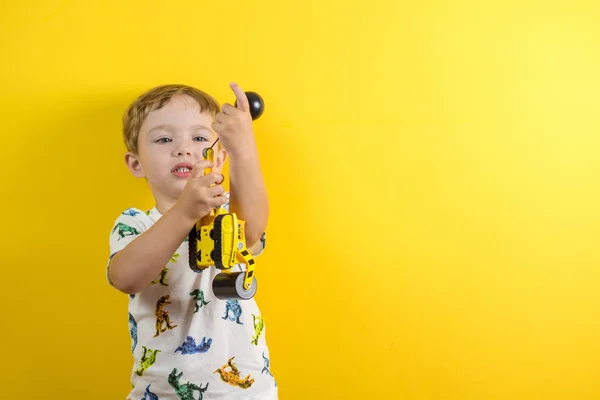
[212,213,256,291]
[187,145,257,299]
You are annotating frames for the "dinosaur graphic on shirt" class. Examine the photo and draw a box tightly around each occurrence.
[259,232,266,249]
[168,368,209,400]
[151,267,169,286]
[190,289,210,312]
[214,357,254,389]
[122,208,141,216]
[251,314,264,345]
[175,336,212,354]
[151,253,179,286]
[112,222,140,240]
[128,313,138,353]
[262,352,273,377]
[143,383,159,400]
[222,300,243,325]
[154,295,177,337]
[135,346,161,376]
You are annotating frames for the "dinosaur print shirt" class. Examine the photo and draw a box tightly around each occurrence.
[107,199,277,400]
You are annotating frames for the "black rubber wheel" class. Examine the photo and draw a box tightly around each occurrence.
[212,272,257,300]
[213,215,224,269]
[188,226,201,273]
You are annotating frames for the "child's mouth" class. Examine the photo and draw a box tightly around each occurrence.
[172,165,192,178]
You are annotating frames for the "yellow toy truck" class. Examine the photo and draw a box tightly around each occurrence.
[187,91,264,300]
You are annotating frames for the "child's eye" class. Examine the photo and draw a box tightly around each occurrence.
[156,137,172,143]
[193,136,208,142]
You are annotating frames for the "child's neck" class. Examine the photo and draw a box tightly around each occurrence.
[153,195,177,216]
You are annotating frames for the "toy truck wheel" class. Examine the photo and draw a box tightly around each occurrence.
[212,272,257,300]
[188,226,201,272]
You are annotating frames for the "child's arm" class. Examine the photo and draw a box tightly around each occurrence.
[108,161,226,294]
[228,142,269,251]
[214,83,269,251]
[108,205,195,294]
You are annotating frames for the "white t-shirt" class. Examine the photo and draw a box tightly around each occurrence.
[107,199,277,400]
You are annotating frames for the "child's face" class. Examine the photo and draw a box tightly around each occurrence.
[125,94,226,204]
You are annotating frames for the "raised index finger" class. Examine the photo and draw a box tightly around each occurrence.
[230,82,249,112]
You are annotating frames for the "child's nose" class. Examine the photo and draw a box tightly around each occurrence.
[174,147,192,156]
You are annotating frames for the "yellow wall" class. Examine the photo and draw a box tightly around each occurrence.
[2,1,600,399]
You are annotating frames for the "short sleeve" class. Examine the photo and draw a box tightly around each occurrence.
[248,231,266,257]
[106,207,150,287]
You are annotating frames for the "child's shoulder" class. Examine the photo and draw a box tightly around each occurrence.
[112,207,153,221]
[119,207,148,217]
[110,206,156,232]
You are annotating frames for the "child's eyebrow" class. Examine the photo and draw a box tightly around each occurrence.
[190,124,212,132]
[148,124,174,135]
[148,124,212,134]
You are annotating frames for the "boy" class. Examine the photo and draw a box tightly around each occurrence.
[106,82,277,399]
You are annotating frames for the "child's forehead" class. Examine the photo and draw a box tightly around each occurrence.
[142,95,215,131]
[151,94,209,116]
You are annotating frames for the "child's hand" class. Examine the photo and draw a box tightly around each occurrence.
[212,82,256,157]
[175,159,227,223]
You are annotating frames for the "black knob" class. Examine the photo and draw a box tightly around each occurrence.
[236,91,264,120]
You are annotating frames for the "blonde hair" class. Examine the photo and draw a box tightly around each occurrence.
[122,84,221,154]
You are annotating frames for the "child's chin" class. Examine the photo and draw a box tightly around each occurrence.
[159,185,185,199]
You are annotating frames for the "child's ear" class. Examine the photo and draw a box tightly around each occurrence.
[214,147,227,170]
[125,152,145,178]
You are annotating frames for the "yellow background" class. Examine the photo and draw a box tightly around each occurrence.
[2,1,600,399]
